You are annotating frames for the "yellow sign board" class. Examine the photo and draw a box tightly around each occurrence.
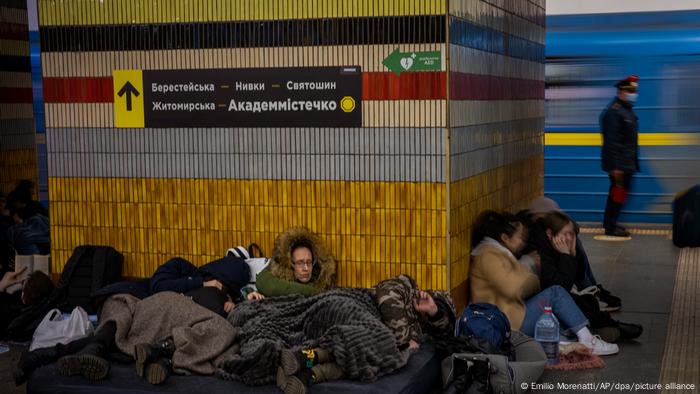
[112,70,144,128]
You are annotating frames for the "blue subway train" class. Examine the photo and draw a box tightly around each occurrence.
[545,9,700,224]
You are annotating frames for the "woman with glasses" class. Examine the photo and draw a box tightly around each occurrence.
[248,227,336,299]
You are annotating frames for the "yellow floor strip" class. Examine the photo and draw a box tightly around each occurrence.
[659,248,700,394]
[580,227,672,236]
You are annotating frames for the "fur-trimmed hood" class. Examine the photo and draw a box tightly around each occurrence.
[269,227,336,291]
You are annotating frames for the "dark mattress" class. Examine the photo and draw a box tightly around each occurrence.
[27,345,441,394]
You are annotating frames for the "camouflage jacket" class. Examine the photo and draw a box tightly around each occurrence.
[375,275,456,349]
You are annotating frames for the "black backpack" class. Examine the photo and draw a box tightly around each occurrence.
[673,185,700,247]
[7,245,123,341]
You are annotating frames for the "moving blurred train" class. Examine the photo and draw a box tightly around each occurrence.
[545,8,700,224]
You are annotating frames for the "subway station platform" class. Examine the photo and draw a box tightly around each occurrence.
[1,230,697,394]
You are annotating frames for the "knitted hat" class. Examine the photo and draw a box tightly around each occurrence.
[529,196,562,214]
[227,246,250,260]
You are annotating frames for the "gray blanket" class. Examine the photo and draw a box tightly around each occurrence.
[100,292,239,375]
[217,288,410,385]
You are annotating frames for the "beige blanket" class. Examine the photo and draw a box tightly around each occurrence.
[100,292,238,375]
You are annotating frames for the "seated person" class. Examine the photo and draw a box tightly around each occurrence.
[6,205,50,256]
[1,268,54,339]
[274,275,455,394]
[532,211,643,341]
[469,210,618,356]
[519,197,621,311]
[246,227,336,299]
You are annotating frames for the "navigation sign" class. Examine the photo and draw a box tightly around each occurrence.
[118,82,140,111]
[382,48,442,76]
[112,70,145,128]
[112,67,362,128]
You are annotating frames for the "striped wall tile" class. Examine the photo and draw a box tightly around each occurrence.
[0,87,32,103]
[46,127,445,182]
[0,71,31,87]
[39,16,445,52]
[449,16,544,63]
[481,0,545,26]
[0,149,37,193]
[0,38,29,56]
[40,44,446,77]
[449,0,545,44]
[47,127,444,155]
[47,177,447,290]
[450,118,543,154]
[38,0,447,26]
[0,103,33,119]
[0,54,29,72]
[44,101,447,128]
[0,133,35,151]
[450,73,543,100]
[0,22,27,40]
[449,100,543,127]
[0,6,28,24]
[0,118,34,134]
[450,45,543,81]
[450,136,542,182]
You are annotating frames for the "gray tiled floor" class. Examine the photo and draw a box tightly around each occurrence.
[540,233,679,392]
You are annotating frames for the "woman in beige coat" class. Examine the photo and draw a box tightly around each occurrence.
[469,210,618,356]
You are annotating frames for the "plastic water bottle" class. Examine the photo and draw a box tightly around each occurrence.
[534,306,560,365]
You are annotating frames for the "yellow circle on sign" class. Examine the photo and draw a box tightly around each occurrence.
[340,96,356,113]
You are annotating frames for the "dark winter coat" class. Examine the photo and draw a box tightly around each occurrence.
[600,97,639,173]
[532,220,585,292]
[150,256,250,299]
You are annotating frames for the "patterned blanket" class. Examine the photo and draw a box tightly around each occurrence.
[217,288,410,385]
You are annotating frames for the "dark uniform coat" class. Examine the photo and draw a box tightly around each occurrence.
[600,97,639,173]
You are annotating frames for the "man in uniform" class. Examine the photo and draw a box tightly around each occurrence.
[600,75,640,237]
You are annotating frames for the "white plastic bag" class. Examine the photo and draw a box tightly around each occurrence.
[30,307,94,351]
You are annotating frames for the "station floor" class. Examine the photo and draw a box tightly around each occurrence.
[0,230,696,394]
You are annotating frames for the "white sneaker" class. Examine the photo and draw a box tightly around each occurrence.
[580,335,619,356]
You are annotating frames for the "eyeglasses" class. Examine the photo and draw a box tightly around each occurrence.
[292,259,315,269]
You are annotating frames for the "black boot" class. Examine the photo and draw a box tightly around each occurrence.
[279,348,330,375]
[616,321,643,340]
[134,337,175,377]
[144,357,172,385]
[56,341,110,381]
[14,335,94,385]
[54,321,115,381]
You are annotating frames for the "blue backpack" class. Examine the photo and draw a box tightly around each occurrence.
[455,303,511,352]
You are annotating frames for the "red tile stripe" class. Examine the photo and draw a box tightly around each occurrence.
[43,77,114,103]
[42,73,543,103]
[450,72,544,100]
[363,71,446,100]
[0,23,28,41]
[0,87,32,103]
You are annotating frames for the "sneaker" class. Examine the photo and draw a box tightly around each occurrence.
[580,335,619,356]
[591,326,621,343]
[596,285,622,312]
